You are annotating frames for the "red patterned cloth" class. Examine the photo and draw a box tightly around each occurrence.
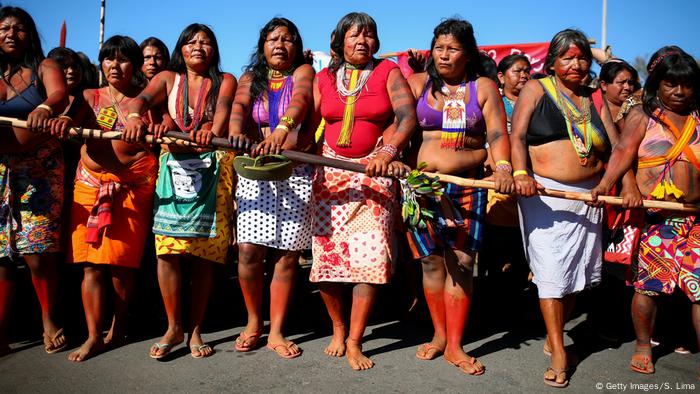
[309,144,397,284]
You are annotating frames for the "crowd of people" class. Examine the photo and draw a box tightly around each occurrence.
[0,5,698,388]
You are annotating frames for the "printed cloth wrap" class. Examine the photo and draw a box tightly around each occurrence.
[153,151,220,238]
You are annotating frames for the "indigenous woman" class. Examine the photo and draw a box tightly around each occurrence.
[140,37,170,81]
[405,19,513,375]
[125,23,236,359]
[228,18,314,359]
[497,54,531,133]
[309,12,416,371]
[599,59,640,127]
[510,29,620,387]
[47,47,86,117]
[47,47,90,264]
[592,46,700,377]
[0,6,68,356]
[48,36,157,362]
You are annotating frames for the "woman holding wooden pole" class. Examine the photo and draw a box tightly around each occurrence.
[124,23,236,360]
[510,29,627,388]
[591,46,700,378]
[0,6,68,357]
[404,18,513,376]
[51,35,158,362]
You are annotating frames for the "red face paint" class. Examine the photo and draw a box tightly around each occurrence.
[553,44,590,81]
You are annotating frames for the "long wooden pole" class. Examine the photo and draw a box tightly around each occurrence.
[98,0,105,86]
[2,116,698,213]
[424,173,700,214]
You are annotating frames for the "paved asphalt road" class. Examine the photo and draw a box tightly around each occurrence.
[0,264,698,393]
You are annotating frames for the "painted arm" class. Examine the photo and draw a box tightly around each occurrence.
[256,64,315,155]
[510,79,542,197]
[27,59,68,131]
[123,71,171,141]
[366,67,416,177]
[194,73,237,145]
[597,92,643,208]
[591,106,647,202]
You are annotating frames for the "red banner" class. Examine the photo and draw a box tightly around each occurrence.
[395,42,549,79]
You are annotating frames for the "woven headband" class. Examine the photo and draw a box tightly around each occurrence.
[648,51,680,73]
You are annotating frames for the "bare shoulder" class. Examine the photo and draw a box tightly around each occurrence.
[407,72,428,96]
[82,88,98,106]
[293,63,315,79]
[476,76,500,101]
[221,72,236,82]
[624,105,649,130]
[518,79,544,102]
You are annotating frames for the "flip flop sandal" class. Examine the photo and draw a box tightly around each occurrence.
[543,367,569,388]
[43,328,67,354]
[629,353,655,374]
[266,341,301,359]
[149,341,181,359]
[235,331,261,352]
[445,356,486,376]
[415,343,444,360]
[190,344,214,359]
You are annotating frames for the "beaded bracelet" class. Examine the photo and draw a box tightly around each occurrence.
[495,160,512,174]
[36,104,53,116]
[280,116,296,130]
[127,112,142,120]
[513,170,529,177]
[377,144,398,160]
[275,124,290,134]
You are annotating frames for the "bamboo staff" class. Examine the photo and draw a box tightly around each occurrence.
[1,116,697,213]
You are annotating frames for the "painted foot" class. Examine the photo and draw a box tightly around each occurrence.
[68,338,105,362]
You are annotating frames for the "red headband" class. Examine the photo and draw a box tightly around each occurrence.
[647,51,680,73]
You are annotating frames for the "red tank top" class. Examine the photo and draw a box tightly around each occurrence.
[318,59,398,157]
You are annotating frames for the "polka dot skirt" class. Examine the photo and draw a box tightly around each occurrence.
[236,163,313,251]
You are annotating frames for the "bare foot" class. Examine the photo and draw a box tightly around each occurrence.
[68,337,105,362]
[324,325,346,357]
[346,339,373,371]
[444,347,485,375]
[149,326,184,358]
[416,337,446,360]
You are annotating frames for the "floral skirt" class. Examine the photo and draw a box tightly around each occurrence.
[0,139,64,259]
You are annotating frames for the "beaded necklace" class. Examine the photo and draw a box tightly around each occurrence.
[175,72,210,132]
[551,76,592,165]
[335,62,374,147]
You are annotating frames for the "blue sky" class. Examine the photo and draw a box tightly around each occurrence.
[11,0,700,76]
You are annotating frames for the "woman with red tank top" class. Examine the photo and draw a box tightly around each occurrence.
[308,12,416,371]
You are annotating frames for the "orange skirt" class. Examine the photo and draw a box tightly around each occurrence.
[69,154,157,268]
